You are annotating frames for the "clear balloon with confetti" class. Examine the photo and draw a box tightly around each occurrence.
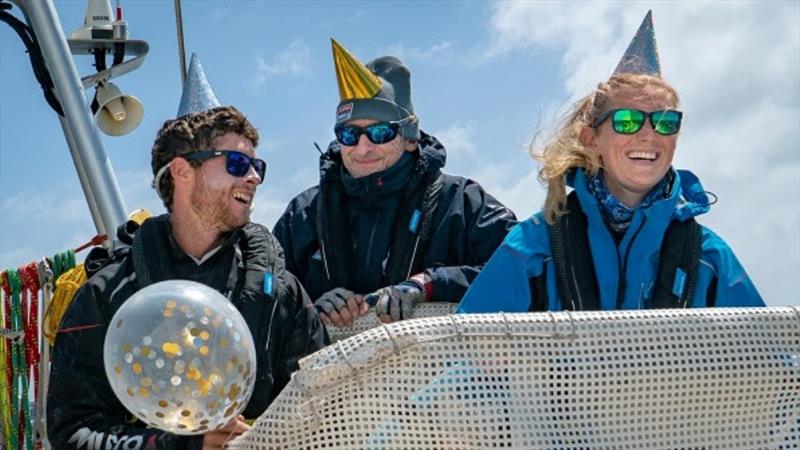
[103,280,256,435]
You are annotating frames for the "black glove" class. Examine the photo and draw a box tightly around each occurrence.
[365,281,424,323]
[314,287,352,316]
[314,288,366,327]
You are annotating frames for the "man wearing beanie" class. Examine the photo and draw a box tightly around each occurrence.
[274,40,517,326]
[47,54,328,450]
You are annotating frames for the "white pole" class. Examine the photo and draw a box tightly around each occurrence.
[21,0,128,240]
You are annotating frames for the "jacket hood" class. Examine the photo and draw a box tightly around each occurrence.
[672,169,711,221]
[320,130,447,181]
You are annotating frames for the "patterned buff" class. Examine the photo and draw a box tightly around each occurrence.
[588,171,672,232]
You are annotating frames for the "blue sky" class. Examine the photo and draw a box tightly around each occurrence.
[1,1,798,306]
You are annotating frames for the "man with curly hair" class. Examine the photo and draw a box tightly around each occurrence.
[47,55,327,450]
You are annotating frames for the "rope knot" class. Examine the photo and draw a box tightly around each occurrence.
[0,270,9,297]
[20,262,40,293]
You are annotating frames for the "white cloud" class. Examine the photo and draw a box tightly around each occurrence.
[378,42,453,64]
[0,187,96,270]
[433,122,478,158]
[0,169,167,270]
[346,10,367,23]
[432,123,543,219]
[211,8,230,21]
[482,2,800,305]
[252,39,312,87]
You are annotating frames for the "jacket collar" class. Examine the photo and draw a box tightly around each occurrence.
[340,150,415,200]
[569,167,711,225]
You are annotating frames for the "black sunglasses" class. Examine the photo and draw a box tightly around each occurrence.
[592,108,683,136]
[182,150,267,183]
[334,116,416,146]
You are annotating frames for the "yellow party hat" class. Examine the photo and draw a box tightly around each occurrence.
[331,38,382,101]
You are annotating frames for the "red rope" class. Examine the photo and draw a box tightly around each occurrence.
[1,271,12,394]
[19,263,40,399]
[74,234,107,253]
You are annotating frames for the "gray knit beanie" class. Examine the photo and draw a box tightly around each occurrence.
[335,56,420,140]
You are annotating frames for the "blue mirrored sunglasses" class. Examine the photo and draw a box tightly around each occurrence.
[182,150,267,183]
[334,116,416,146]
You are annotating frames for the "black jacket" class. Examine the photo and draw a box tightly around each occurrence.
[274,132,517,303]
[47,215,328,450]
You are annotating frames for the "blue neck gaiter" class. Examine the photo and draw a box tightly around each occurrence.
[588,170,672,232]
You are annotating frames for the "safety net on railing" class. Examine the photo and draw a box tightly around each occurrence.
[326,302,459,342]
[231,307,800,450]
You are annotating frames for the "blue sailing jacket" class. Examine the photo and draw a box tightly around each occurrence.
[458,168,764,312]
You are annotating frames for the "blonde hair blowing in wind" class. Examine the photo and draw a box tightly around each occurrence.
[534,73,680,224]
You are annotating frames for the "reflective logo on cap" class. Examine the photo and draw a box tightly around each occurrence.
[337,103,353,122]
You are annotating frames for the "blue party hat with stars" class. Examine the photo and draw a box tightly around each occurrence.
[613,10,661,76]
[176,52,221,117]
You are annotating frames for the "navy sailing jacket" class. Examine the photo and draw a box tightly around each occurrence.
[274,132,517,303]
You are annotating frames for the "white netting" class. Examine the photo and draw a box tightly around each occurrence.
[231,307,800,449]
[326,303,459,342]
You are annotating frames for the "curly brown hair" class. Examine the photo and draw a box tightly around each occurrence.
[151,106,259,211]
[534,73,679,224]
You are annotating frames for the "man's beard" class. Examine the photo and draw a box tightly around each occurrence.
[190,171,248,232]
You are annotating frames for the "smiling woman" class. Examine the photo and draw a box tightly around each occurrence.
[458,11,765,314]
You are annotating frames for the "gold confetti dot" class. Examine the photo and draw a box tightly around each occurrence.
[132,363,142,374]
[199,346,209,356]
[155,412,164,418]
[166,300,177,308]
[139,387,149,398]
[224,402,238,417]
[163,309,173,318]
[122,343,131,353]
[180,305,189,313]
[140,377,152,387]
[181,410,191,417]
[197,379,212,396]
[189,328,200,337]
[158,400,168,408]
[219,338,228,349]
[228,383,241,401]
[127,388,134,397]
[162,342,181,357]
[187,368,202,381]
[114,365,122,375]
[199,331,210,340]
[140,347,150,357]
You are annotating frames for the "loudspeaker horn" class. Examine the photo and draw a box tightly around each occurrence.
[94,81,143,136]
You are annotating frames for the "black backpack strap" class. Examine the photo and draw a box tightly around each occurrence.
[650,218,702,308]
[235,223,285,302]
[528,273,548,312]
[546,192,601,311]
[316,171,353,292]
